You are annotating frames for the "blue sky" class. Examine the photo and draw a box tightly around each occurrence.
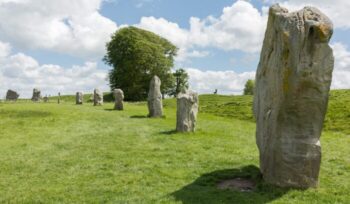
[0,0,349,97]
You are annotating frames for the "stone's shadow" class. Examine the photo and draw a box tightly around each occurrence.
[130,115,148,119]
[171,165,290,204]
[160,130,177,135]
[104,108,115,111]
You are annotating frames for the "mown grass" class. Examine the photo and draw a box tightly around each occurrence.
[0,90,349,203]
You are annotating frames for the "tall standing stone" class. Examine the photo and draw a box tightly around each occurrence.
[254,5,334,188]
[113,89,124,110]
[31,88,42,102]
[94,89,103,106]
[147,76,163,117]
[6,90,19,101]
[76,92,83,105]
[176,90,199,132]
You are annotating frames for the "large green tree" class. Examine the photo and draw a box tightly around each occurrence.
[168,68,189,97]
[104,26,178,101]
[243,79,255,95]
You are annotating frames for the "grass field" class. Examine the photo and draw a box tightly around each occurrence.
[0,90,349,203]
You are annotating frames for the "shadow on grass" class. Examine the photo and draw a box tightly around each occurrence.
[171,165,290,204]
[130,115,148,119]
[159,130,178,135]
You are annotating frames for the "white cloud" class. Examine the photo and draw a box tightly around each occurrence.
[0,41,109,98]
[0,0,118,59]
[331,42,350,89]
[265,0,350,29]
[186,68,256,95]
[137,0,267,62]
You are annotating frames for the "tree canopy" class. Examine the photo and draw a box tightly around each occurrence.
[104,26,178,101]
[243,79,255,95]
[168,68,189,97]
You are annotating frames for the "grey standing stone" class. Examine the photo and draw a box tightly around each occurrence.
[176,90,199,132]
[113,89,124,110]
[76,92,83,105]
[94,89,103,106]
[6,90,19,101]
[147,76,163,117]
[31,88,42,102]
[253,5,334,188]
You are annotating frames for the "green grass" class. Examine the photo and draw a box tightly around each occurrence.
[0,90,349,203]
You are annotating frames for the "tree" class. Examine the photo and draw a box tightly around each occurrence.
[168,68,189,97]
[104,26,178,101]
[243,79,255,95]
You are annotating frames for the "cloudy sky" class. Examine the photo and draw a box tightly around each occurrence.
[0,0,349,98]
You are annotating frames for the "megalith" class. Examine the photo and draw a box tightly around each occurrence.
[113,89,124,110]
[253,5,334,188]
[31,88,42,102]
[176,90,199,132]
[6,90,19,101]
[76,92,83,105]
[147,76,163,117]
[93,89,103,106]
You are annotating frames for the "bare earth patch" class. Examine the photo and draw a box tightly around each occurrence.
[217,178,256,192]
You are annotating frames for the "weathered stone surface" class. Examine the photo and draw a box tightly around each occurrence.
[93,89,103,106]
[31,88,42,102]
[76,92,83,105]
[253,5,334,188]
[176,90,199,132]
[147,76,163,117]
[113,89,124,110]
[6,90,19,101]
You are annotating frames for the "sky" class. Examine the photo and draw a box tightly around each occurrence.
[0,0,349,98]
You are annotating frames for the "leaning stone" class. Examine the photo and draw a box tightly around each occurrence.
[76,92,83,105]
[93,89,103,106]
[147,76,163,117]
[253,5,334,188]
[6,90,19,101]
[176,90,199,132]
[113,89,124,110]
[31,88,42,102]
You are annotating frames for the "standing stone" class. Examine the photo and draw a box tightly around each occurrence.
[176,90,199,132]
[6,90,19,101]
[253,5,334,188]
[147,76,163,117]
[31,88,42,102]
[113,89,124,110]
[94,89,103,106]
[76,92,83,105]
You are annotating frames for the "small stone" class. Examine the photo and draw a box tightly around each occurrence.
[76,92,83,105]
[93,89,103,106]
[31,88,42,102]
[6,90,19,101]
[147,76,163,117]
[176,90,199,132]
[113,89,124,110]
